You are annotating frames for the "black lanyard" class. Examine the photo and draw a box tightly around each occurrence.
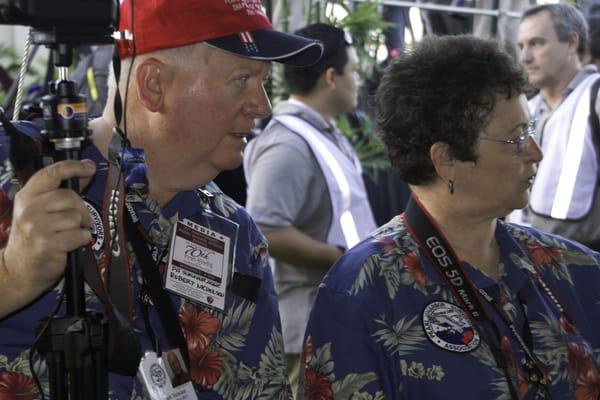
[403,195,550,400]
[102,132,133,322]
[123,208,191,369]
[102,132,191,368]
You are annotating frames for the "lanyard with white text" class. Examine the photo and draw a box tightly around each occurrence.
[104,131,190,368]
[103,131,134,321]
[403,195,548,400]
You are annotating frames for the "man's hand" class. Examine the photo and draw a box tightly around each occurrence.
[0,159,96,317]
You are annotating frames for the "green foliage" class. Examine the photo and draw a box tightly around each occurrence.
[0,42,46,105]
[326,1,394,80]
[0,44,21,74]
[335,112,388,178]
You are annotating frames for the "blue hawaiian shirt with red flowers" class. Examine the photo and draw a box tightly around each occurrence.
[299,214,600,400]
[0,123,291,399]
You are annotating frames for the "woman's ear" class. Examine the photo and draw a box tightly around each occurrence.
[135,58,165,112]
[430,141,456,183]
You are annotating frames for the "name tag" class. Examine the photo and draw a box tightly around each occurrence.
[165,216,236,312]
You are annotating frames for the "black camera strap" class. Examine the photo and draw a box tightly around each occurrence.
[101,132,189,368]
[80,244,141,376]
[123,207,190,369]
[103,133,133,322]
[403,195,549,400]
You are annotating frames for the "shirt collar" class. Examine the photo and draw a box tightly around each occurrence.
[403,218,531,294]
[539,65,599,113]
[279,98,336,133]
[563,64,598,98]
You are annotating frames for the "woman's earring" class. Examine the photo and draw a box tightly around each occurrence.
[448,180,455,195]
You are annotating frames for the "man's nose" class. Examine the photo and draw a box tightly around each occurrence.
[244,87,272,119]
[519,47,532,65]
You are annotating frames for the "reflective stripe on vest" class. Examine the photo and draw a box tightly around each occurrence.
[530,73,600,220]
[274,114,376,248]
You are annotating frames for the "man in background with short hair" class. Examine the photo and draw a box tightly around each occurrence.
[513,3,600,249]
[244,23,376,394]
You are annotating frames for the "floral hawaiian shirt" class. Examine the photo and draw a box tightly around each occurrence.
[0,123,291,399]
[299,214,600,400]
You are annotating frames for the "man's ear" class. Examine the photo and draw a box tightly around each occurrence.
[135,58,165,112]
[567,31,580,57]
[430,141,456,182]
[322,67,337,90]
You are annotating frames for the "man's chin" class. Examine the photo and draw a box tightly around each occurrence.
[526,75,545,90]
[218,157,243,173]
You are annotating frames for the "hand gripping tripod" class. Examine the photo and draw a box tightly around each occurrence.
[34,43,110,400]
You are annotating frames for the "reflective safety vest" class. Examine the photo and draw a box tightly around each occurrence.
[274,114,376,249]
[530,73,600,220]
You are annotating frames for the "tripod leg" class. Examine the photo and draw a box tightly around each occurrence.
[63,312,109,399]
[46,349,67,399]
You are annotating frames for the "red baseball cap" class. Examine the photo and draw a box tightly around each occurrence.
[118,0,323,66]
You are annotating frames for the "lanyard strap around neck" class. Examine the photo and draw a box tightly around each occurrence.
[123,208,190,369]
[402,195,546,399]
[103,132,190,368]
[103,131,133,321]
[403,196,490,321]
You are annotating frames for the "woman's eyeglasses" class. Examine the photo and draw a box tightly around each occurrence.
[479,121,536,154]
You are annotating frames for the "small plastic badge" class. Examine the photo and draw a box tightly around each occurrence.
[138,351,198,400]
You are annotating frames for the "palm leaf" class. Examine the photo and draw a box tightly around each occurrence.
[312,342,336,380]
[332,372,378,400]
[372,314,426,356]
[378,257,401,299]
[349,255,378,295]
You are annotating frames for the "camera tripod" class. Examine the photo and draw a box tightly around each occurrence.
[34,43,109,400]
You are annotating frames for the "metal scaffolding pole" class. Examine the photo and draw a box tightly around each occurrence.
[351,0,522,19]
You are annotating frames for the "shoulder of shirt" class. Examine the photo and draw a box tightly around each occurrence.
[566,66,600,94]
[204,181,254,223]
[250,116,315,157]
[321,215,418,295]
[504,220,600,259]
[205,180,241,209]
[271,100,330,131]
[0,120,43,143]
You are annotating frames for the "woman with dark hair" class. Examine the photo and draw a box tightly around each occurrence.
[297,35,600,399]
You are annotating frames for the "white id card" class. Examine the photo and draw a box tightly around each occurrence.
[137,351,198,400]
[164,215,237,312]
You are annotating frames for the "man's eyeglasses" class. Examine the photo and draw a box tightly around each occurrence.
[479,121,536,154]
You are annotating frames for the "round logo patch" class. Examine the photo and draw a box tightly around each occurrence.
[422,301,480,352]
[149,363,167,388]
[84,201,104,252]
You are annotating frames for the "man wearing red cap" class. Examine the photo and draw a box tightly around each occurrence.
[0,0,322,399]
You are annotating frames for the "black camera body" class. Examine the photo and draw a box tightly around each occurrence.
[0,0,117,45]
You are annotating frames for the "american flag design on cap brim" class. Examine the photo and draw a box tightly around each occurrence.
[239,31,259,55]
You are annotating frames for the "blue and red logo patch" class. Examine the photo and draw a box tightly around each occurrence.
[422,301,480,352]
